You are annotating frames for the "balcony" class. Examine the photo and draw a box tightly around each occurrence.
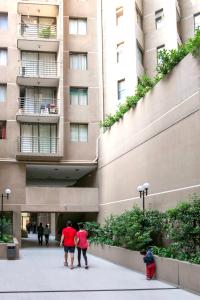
[17,60,59,87]
[16,136,62,161]
[18,23,59,52]
[16,97,59,123]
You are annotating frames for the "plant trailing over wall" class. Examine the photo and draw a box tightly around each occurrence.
[85,194,200,264]
[100,29,200,129]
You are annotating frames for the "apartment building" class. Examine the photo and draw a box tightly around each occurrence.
[0,0,199,242]
[0,0,100,243]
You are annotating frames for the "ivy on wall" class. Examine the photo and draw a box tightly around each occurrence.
[100,30,200,129]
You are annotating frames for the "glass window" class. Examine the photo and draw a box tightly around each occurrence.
[70,87,88,105]
[136,7,142,29]
[136,42,143,65]
[116,7,123,26]
[69,53,87,70]
[157,45,165,64]
[0,13,8,30]
[70,124,88,142]
[194,13,200,32]
[69,18,87,35]
[155,9,164,29]
[0,85,6,102]
[0,48,7,65]
[0,121,6,139]
[117,42,124,63]
[118,79,125,101]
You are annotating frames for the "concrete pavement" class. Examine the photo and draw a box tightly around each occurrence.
[0,237,199,300]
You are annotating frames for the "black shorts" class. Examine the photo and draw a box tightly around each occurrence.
[64,246,75,253]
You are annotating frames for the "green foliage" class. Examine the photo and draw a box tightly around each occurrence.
[85,195,200,264]
[39,26,55,39]
[100,29,200,129]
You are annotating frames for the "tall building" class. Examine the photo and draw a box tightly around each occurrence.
[0,0,199,242]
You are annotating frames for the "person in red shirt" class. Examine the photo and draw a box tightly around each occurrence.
[60,221,77,269]
[76,223,89,269]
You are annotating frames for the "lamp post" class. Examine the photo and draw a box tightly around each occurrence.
[137,182,150,211]
[1,188,11,240]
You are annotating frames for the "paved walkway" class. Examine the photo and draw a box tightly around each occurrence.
[0,237,199,299]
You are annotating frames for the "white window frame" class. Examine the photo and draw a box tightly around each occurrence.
[0,48,7,65]
[0,13,8,30]
[118,79,126,101]
[69,18,87,35]
[69,52,87,70]
[157,45,165,64]
[70,87,88,105]
[194,13,200,32]
[70,123,88,142]
[0,84,6,102]
[155,9,164,30]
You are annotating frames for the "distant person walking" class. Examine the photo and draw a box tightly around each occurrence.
[37,223,44,246]
[60,221,77,269]
[76,223,89,269]
[44,224,50,246]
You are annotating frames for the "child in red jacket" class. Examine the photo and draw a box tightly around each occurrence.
[140,249,156,280]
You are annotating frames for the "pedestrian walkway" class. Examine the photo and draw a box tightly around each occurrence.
[0,247,199,300]
[22,233,59,248]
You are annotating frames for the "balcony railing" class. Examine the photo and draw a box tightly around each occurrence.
[18,97,58,115]
[20,23,57,39]
[19,60,58,77]
[18,136,59,154]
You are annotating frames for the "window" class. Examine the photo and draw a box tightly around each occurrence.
[0,13,8,30]
[194,13,200,32]
[116,7,123,26]
[70,124,88,142]
[70,87,88,105]
[0,48,7,65]
[69,53,87,70]
[155,9,164,29]
[0,85,6,102]
[118,79,125,101]
[0,121,6,139]
[117,42,124,63]
[69,18,87,35]
[136,42,143,65]
[136,7,142,29]
[157,45,165,64]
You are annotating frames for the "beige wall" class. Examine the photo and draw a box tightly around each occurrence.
[97,54,200,221]
[63,0,100,162]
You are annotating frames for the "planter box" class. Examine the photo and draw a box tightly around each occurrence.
[0,238,19,260]
[89,244,200,294]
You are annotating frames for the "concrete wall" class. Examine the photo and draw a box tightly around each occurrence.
[97,54,200,221]
[89,244,200,294]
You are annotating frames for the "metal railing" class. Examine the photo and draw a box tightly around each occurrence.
[18,136,59,154]
[20,23,57,39]
[18,97,59,115]
[19,60,58,77]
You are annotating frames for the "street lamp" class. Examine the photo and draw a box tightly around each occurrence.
[137,182,150,211]
[1,188,11,240]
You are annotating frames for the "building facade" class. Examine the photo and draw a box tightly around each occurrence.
[0,0,199,242]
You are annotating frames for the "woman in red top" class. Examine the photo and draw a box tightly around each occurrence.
[76,224,89,269]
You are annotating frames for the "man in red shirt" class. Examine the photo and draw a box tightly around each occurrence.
[60,221,77,269]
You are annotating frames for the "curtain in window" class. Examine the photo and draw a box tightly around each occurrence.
[22,52,38,76]
[0,85,6,102]
[0,49,7,65]
[21,124,33,152]
[70,88,79,105]
[39,52,56,77]
[0,14,8,30]
[50,125,56,153]
[70,124,79,142]
[69,19,78,34]
[79,124,88,142]
[70,54,87,70]
[79,89,87,105]
[21,16,37,37]
[25,88,35,113]
[78,19,87,35]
